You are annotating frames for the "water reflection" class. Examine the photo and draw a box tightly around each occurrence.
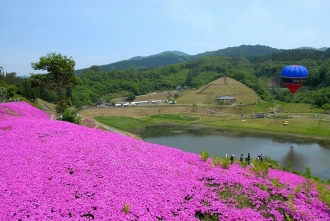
[141,126,330,181]
[281,146,304,170]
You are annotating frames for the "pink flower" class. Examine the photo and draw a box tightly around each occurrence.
[0,101,329,220]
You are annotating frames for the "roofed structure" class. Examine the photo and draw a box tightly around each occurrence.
[215,96,236,105]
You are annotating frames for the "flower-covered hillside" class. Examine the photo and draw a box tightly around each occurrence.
[0,102,329,220]
[0,101,49,119]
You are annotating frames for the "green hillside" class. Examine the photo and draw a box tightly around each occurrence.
[176,77,260,105]
[75,52,192,76]
[194,44,280,59]
[68,51,330,109]
[75,45,283,76]
[113,77,260,106]
[3,45,330,112]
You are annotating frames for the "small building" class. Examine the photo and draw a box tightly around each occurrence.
[255,113,267,118]
[176,85,189,91]
[215,96,236,105]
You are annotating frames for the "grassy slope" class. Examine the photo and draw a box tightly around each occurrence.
[176,77,260,105]
[36,98,56,114]
[112,77,261,105]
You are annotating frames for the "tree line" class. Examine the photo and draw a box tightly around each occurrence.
[1,49,330,114]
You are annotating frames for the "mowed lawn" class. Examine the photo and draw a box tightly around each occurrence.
[95,114,200,131]
[80,105,214,119]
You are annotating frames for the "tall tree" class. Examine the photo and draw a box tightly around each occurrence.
[0,66,4,82]
[31,52,80,115]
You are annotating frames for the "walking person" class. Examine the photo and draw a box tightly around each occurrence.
[240,154,244,162]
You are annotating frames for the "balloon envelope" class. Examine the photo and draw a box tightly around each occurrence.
[280,65,308,94]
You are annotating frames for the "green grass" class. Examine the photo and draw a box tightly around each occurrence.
[216,184,254,209]
[277,102,324,113]
[203,115,330,138]
[95,111,330,139]
[95,116,150,131]
[207,100,324,116]
[95,114,199,131]
[144,114,199,123]
[316,182,330,208]
[92,100,330,141]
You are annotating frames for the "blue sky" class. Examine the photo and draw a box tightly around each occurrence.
[1,0,329,76]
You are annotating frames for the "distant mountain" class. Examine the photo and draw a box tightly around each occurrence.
[75,52,192,76]
[193,44,281,59]
[296,47,329,51]
[129,51,191,61]
[75,45,327,76]
[98,52,192,71]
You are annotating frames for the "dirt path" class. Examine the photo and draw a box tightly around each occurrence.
[78,113,140,138]
[78,113,126,135]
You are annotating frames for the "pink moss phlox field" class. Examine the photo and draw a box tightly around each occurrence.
[0,101,49,119]
[0,102,329,220]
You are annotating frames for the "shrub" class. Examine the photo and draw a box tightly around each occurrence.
[270,178,286,189]
[200,150,209,162]
[221,157,231,169]
[303,167,312,178]
[288,193,296,212]
[301,179,314,196]
[283,161,292,172]
[257,183,268,191]
[293,171,303,176]
[127,92,135,102]
[263,153,279,167]
[252,160,269,178]
[60,108,81,124]
[327,179,330,185]
[211,155,222,166]
[285,213,294,221]
[239,159,248,168]
[123,202,130,214]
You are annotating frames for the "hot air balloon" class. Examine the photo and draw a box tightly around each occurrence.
[280,65,308,94]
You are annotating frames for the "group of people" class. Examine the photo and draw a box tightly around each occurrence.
[228,153,265,165]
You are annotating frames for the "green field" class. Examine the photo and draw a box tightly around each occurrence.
[95,110,330,141]
[84,76,330,141]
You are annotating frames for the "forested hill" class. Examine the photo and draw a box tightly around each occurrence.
[193,44,280,59]
[67,49,330,109]
[99,53,191,73]
[2,45,330,111]
[75,45,282,76]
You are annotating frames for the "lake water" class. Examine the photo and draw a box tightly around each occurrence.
[142,128,330,181]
